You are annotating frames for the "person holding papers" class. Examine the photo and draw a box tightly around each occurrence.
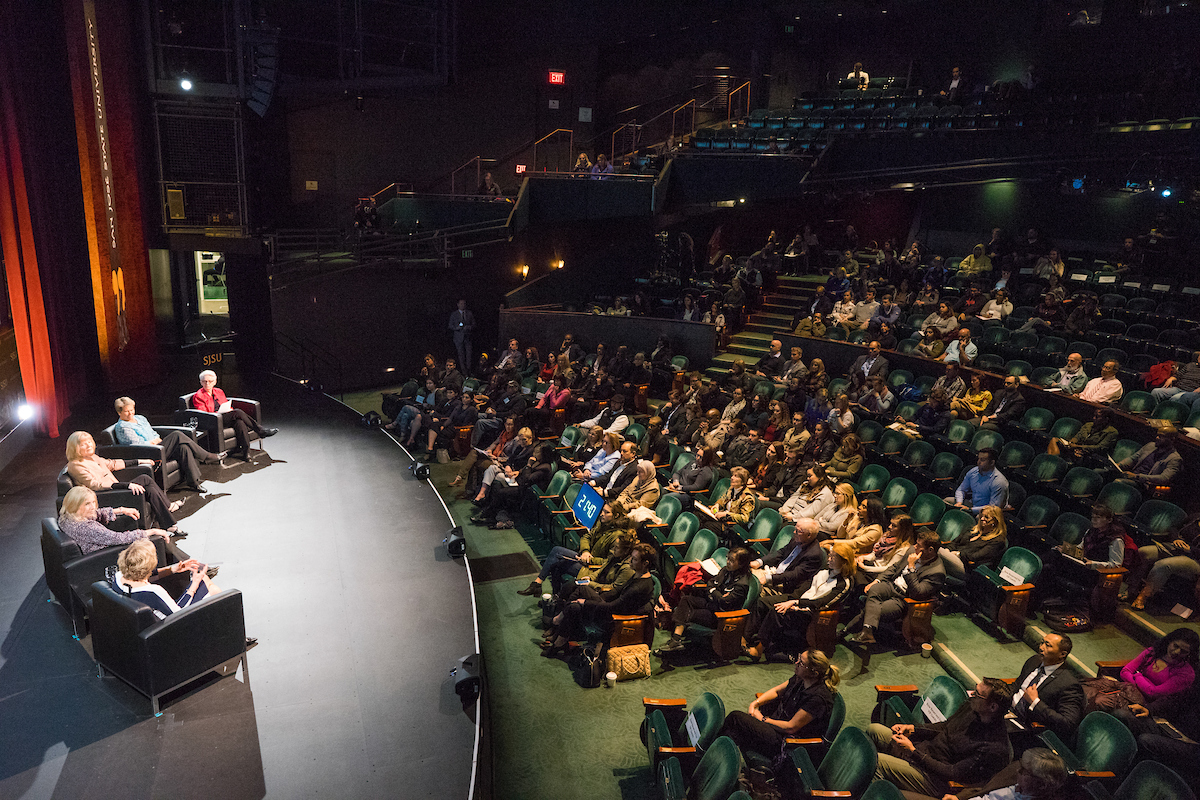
[191,369,278,460]
[850,527,946,645]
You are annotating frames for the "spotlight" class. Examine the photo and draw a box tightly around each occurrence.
[738,198,746,204]
[17,404,33,421]
[520,264,529,279]
[385,366,396,372]
[179,73,193,91]
[1161,188,1173,198]
[450,653,481,702]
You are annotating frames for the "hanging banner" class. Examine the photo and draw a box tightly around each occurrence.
[83,0,128,351]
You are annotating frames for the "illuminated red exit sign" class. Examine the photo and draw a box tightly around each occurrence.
[548,71,565,85]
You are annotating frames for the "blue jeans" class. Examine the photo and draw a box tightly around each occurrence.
[395,405,420,439]
[1150,386,1200,407]
[472,417,504,448]
[539,545,584,588]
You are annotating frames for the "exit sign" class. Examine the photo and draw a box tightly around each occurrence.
[548,70,565,85]
[515,164,526,173]
[461,249,473,259]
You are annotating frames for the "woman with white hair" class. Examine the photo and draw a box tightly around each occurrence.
[113,396,224,492]
[190,370,278,460]
[65,431,185,532]
[58,485,171,555]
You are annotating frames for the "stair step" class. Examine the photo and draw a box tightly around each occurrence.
[745,323,785,335]
[735,331,773,341]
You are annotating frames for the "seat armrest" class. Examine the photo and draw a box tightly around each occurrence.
[783,737,823,746]
[1000,583,1035,593]
[810,791,851,797]
[1073,771,1115,779]
[875,684,919,693]
[657,746,696,755]
[229,398,262,423]
[714,609,749,620]
[153,425,197,440]
[100,445,165,463]
[642,697,688,710]
[140,590,246,695]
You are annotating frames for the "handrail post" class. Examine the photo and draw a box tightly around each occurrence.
[727,80,751,121]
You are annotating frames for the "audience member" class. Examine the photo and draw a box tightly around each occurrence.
[1151,350,1200,407]
[744,545,855,662]
[1116,429,1182,490]
[974,376,1026,430]
[657,546,753,653]
[866,677,1012,795]
[851,527,946,645]
[1007,633,1084,747]
[950,448,1009,512]
[1128,515,1200,610]
[1048,406,1117,460]
[717,648,841,759]
[950,373,992,420]
[930,363,966,401]
[939,505,1007,582]
[540,544,655,658]
[825,433,865,482]
[939,328,978,366]
[915,328,946,359]
[1076,359,1124,404]
[848,341,889,396]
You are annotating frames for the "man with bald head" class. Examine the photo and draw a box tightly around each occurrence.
[848,341,889,397]
[755,339,785,378]
[1049,352,1088,394]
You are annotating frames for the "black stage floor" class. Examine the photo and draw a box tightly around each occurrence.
[0,378,476,799]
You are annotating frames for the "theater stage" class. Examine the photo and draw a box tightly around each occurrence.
[0,377,477,799]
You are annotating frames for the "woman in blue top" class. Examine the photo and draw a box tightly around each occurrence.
[113,397,224,492]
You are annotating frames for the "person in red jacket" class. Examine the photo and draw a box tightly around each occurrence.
[191,370,278,459]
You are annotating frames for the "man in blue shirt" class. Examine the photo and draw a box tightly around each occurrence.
[113,397,225,493]
[949,447,1009,512]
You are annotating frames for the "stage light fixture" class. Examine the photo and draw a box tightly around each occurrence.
[17,404,33,421]
[179,73,194,91]
[1161,188,1173,198]
[444,526,466,557]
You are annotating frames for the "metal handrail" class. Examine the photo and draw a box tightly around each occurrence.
[532,128,574,173]
[610,122,638,160]
[728,81,751,121]
[672,99,696,139]
[450,156,499,195]
[274,330,344,399]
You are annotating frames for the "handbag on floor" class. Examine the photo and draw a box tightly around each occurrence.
[606,644,651,681]
[572,644,605,689]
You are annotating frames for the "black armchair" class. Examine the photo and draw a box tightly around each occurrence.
[55,465,149,526]
[90,581,248,715]
[96,422,197,491]
[40,518,178,637]
[174,393,265,458]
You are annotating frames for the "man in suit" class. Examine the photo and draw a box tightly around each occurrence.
[940,66,965,103]
[1008,633,1085,751]
[848,340,890,397]
[975,376,1026,431]
[852,528,945,645]
[750,518,824,597]
[594,441,638,499]
[448,299,475,376]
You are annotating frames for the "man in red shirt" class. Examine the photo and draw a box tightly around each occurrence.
[191,370,278,459]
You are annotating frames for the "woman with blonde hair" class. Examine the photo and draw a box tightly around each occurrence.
[717,646,841,759]
[814,483,858,537]
[58,485,169,555]
[65,431,184,532]
[745,540,858,660]
[570,430,621,483]
[112,539,220,620]
[708,467,757,527]
[940,505,1007,581]
[472,426,536,503]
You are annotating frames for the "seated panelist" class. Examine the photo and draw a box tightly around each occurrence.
[66,431,184,532]
[190,369,278,460]
[114,396,224,493]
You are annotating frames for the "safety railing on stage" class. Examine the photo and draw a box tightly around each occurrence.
[272,331,345,399]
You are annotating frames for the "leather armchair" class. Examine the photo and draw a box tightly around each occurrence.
[90,581,248,715]
[40,518,175,637]
[96,422,196,491]
[174,393,264,457]
[56,465,149,528]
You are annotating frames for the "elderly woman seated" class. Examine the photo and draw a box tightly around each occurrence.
[58,486,172,555]
[190,369,278,460]
[113,396,224,493]
[112,540,253,646]
[540,543,657,659]
[612,460,661,510]
[112,539,219,618]
[65,431,185,533]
